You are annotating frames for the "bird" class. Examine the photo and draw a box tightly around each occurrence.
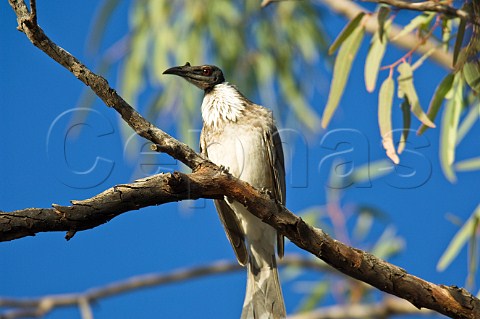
[164,62,286,319]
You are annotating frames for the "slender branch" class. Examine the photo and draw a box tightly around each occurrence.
[28,0,36,25]
[288,297,435,319]
[362,0,472,22]
[5,1,480,318]
[8,0,205,171]
[318,0,453,69]
[0,257,428,319]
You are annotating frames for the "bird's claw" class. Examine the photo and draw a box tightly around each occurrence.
[219,165,230,174]
[259,187,274,199]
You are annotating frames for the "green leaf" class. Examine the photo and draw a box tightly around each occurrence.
[377,5,391,42]
[353,205,389,241]
[378,77,399,163]
[322,25,365,128]
[353,210,374,241]
[417,73,454,135]
[392,13,436,41]
[464,61,480,93]
[397,63,436,128]
[468,215,479,288]
[411,47,436,71]
[371,226,404,259]
[441,17,452,52]
[328,12,365,55]
[279,71,321,130]
[298,282,330,312]
[457,104,479,145]
[398,98,411,154]
[350,159,393,184]
[453,18,467,67]
[440,75,464,182]
[438,205,480,271]
[365,22,389,92]
[456,157,480,172]
[86,0,121,54]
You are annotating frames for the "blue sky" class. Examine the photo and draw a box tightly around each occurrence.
[1,1,479,319]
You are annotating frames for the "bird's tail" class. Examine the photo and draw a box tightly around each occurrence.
[240,252,286,319]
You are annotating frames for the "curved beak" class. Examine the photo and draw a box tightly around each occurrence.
[163,62,193,78]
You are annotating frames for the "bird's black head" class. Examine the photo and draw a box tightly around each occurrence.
[163,62,225,91]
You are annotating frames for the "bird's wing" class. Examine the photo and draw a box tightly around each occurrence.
[200,128,248,266]
[214,200,248,266]
[264,125,286,258]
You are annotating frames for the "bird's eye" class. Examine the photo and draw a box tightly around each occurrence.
[202,67,212,76]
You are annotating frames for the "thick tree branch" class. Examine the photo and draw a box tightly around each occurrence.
[2,169,479,318]
[5,1,480,318]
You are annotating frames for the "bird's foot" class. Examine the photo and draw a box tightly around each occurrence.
[218,165,230,174]
[259,187,274,199]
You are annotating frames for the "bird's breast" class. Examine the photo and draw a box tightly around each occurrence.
[204,122,272,189]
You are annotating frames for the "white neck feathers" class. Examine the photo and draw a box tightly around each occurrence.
[201,83,246,128]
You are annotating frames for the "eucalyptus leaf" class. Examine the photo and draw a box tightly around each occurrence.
[365,22,389,92]
[87,0,121,54]
[378,77,399,163]
[377,5,391,42]
[397,63,436,128]
[439,75,463,183]
[455,157,480,172]
[453,18,467,67]
[438,205,480,271]
[457,104,479,145]
[417,73,454,135]
[392,13,435,41]
[441,17,452,52]
[468,215,479,288]
[350,159,393,184]
[411,47,436,71]
[398,98,411,154]
[464,61,480,93]
[322,25,365,128]
[298,282,330,312]
[328,12,365,55]
[371,227,404,259]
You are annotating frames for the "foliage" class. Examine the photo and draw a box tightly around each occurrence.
[295,160,404,311]
[86,0,480,313]
[87,0,327,151]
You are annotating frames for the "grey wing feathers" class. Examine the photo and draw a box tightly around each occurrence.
[214,200,248,266]
[200,129,248,266]
[264,126,286,258]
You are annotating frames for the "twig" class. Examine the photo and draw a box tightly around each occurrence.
[0,256,327,319]
[318,0,453,69]
[362,0,474,23]
[29,0,36,25]
[288,297,434,319]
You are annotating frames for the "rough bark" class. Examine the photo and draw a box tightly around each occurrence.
[4,0,480,318]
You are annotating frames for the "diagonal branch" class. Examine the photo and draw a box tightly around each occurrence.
[8,0,205,171]
[362,0,474,23]
[5,1,480,318]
